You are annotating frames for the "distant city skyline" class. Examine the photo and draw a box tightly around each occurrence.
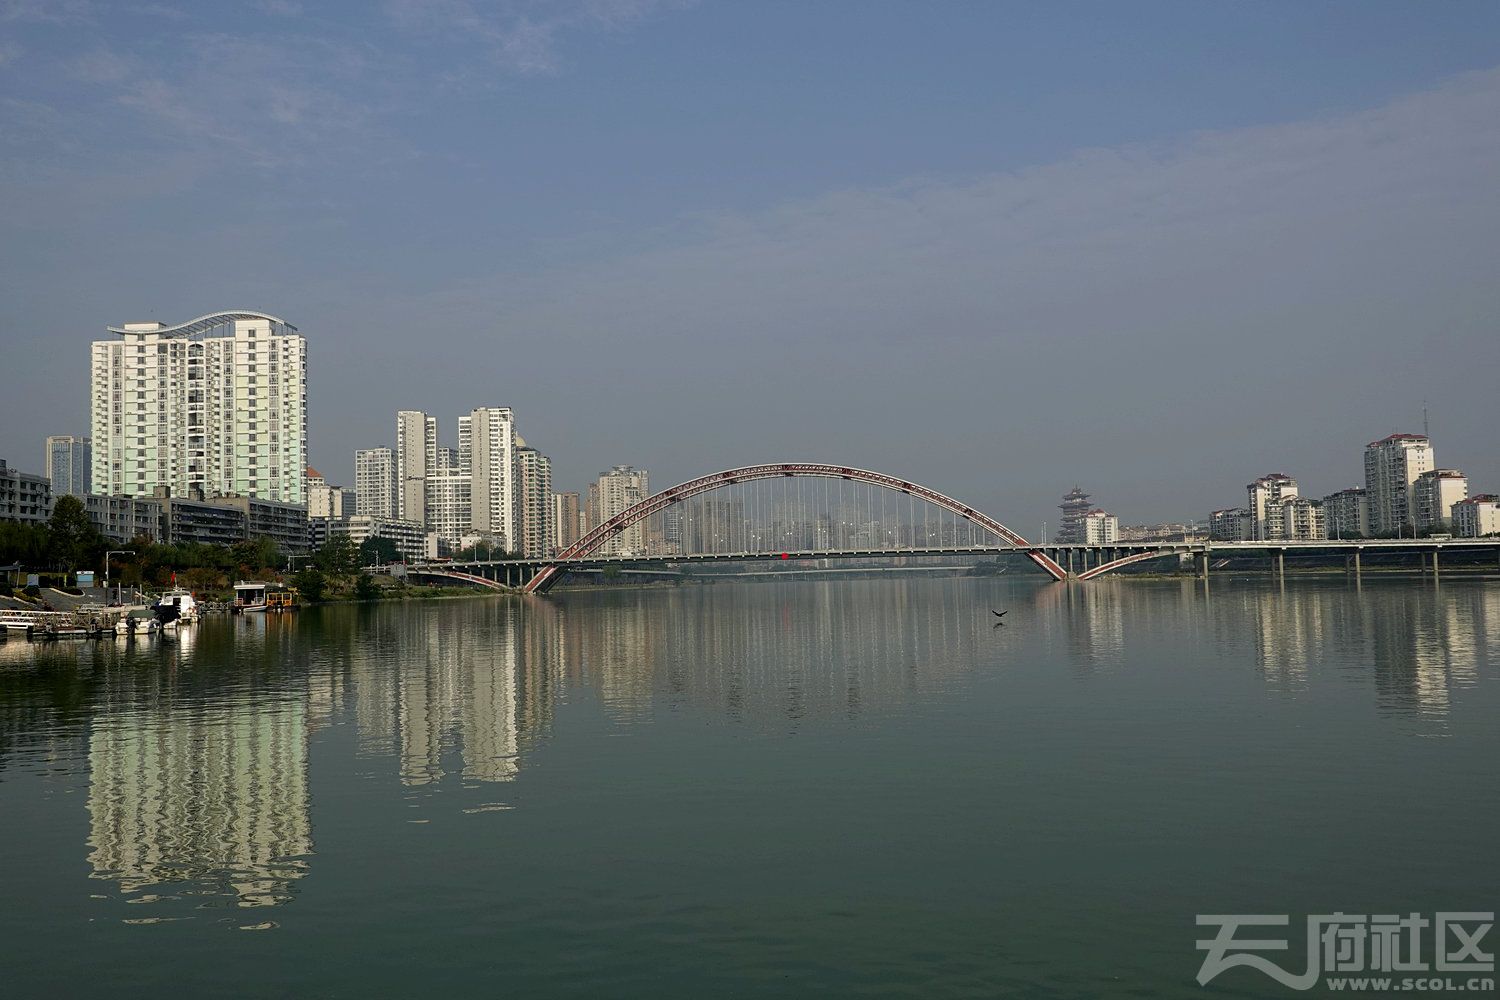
[2,4,1498,532]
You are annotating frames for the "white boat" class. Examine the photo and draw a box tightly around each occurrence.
[115,609,160,635]
[233,581,270,613]
[152,590,200,626]
[233,580,298,614]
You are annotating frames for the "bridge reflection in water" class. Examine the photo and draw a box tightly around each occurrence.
[0,577,1495,925]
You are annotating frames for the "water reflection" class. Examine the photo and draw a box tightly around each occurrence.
[1198,581,1497,718]
[0,577,1495,924]
[87,698,311,908]
[566,582,987,726]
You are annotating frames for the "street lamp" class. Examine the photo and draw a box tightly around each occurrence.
[105,550,135,605]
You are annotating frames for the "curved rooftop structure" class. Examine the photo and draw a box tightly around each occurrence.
[107,310,296,338]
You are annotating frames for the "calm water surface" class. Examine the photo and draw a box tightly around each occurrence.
[1,577,1496,998]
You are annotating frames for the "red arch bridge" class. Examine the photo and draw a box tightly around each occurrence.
[387,463,1219,593]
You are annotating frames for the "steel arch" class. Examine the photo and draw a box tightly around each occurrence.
[524,463,1066,592]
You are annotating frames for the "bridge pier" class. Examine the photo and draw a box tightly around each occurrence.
[1275,548,1285,581]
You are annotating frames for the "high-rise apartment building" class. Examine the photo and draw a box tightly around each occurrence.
[587,465,649,556]
[1321,487,1370,539]
[1081,509,1119,544]
[1453,495,1500,538]
[1412,469,1467,532]
[45,435,91,497]
[468,407,517,549]
[306,467,351,520]
[1276,495,1326,540]
[456,415,472,474]
[1364,433,1434,535]
[355,447,397,520]
[426,469,472,548]
[395,410,438,526]
[1246,473,1299,540]
[551,491,581,553]
[90,311,307,503]
[515,445,553,559]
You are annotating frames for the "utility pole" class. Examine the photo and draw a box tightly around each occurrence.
[105,550,135,605]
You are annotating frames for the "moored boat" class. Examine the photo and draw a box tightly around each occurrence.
[234,581,298,613]
[115,608,160,635]
[233,581,270,613]
[152,590,200,626]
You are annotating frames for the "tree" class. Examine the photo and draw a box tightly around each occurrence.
[456,538,510,560]
[315,534,359,577]
[0,522,49,568]
[231,537,281,575]
[293,566,326,603]
[354,572,381,602]
[359,536,400,565]
[46,495,101,573]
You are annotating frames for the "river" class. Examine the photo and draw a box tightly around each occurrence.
[1,577,1495,997]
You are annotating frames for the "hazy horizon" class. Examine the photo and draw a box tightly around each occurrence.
[3,2,1497,537]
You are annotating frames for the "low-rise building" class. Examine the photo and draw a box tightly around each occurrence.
[1209,508,1252,541]
[132,487,309,550]
[158,489,247,548]
[1413,469,1467,533]
[1321,487,1369,539]
[0,459,51,525]
[1117,522,1203,542]
[1453,495,1500,538]
[206,494,309,552]
[329,515,426,562]
[85,494,163,544]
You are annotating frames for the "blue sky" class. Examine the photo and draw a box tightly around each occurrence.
[2,1,1498,530]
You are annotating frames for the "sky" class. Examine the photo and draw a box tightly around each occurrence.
[2,0,1498,536]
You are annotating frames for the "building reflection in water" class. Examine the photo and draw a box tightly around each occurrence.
[336,600,561,788]
[85,615,313,910]
[0,576,1494,919]
[1214,581,1496,721]
[561,581,988,728]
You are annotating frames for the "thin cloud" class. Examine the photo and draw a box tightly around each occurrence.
[369,67,1500,510]
[76,34,386,167]
[0,0,93,23]
[385,0,693,74]
[255,0,304,15]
